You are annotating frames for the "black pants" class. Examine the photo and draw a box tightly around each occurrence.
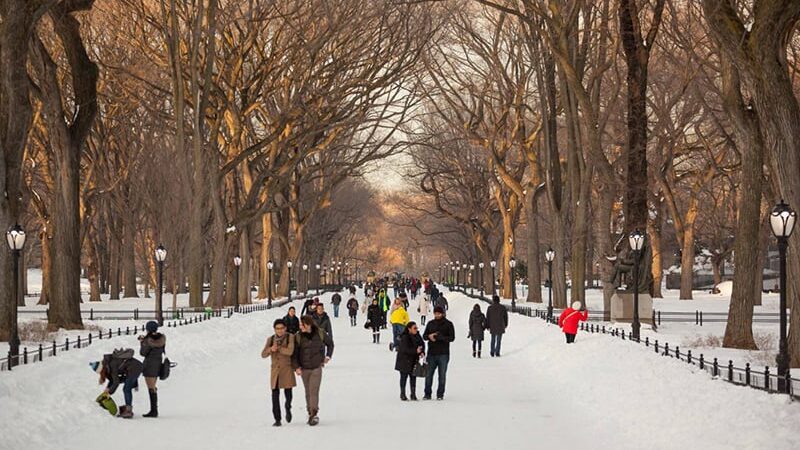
[471,339,482,353]
[350,315,357,326]
[420,315,426,325]
[271,388,292,422]
[400,371,416,394]
[565,333,576,344]
[372,326,381,343]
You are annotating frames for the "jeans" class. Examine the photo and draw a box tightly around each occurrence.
[472,339,482,353]
[566,333,576,344]
[400,371,416,394]
[392,324,404,348]
[424,354,450,398]
[122,377,139,406]
[490,334,503,356]
[420,315,426,326]
[333,304,340,317]
[300,367,323,415]
[350,315,357,326]
[271,388,293,422]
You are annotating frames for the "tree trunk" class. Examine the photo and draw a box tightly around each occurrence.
[526,192,542,303]
[679,203,698,299]
[37,229,52,305]
[121,215,138,298]
[109,238,121,300]
[649,198,664,298]
[258,213,273,299]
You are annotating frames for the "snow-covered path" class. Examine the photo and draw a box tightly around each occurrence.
[3,288,800,450]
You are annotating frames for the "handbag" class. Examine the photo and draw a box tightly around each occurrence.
[159,357,177,381]
[413,360,428,378]
[363,320,372,330]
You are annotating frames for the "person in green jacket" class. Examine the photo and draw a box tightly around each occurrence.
[378,289,391,329]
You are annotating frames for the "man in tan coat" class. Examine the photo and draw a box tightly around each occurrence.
[261,318,296,426]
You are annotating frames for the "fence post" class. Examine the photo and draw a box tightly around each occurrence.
[645,337,649,347]
[65,338,70,351]
[745,363,751,386]
[6,351,11,371]
[117,328,121,336]
[695,310,698,325]
[655,340,659,353]
[23,347,28,365]
[700,311,703,326]
[38,344,43,362]
[134,308,139,321]
[90,308,94,321]
[765,366,771,390]
[699,354,704,370]
[675,346,680,360]
[52,340,57,356]
[663,342,669,356]
[687,349,692,364]
[728,360,734,382]
[108,329,112,339]
[77,336,81,349]
[713,358,719,377]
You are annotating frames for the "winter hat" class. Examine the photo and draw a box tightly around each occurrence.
[145,321,159,333]
[492,295,500,304]
[89,361,103,374]
[571,301,582,310]
[399,292,408,298]
[434,306,445,314]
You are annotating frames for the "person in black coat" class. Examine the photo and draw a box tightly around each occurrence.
[346,297,359,326]
[301,298,315,316]
[331,293,342,318]
[467,304,486,358]
[284,307,301,334]
[367,298,383,344]
[312,304,333,339]
[138,321,166,417]
[422,306,455,400]
[486,295,509,357]
[437,295,449,312]
[94,349,143,418]
[395,322,424,401]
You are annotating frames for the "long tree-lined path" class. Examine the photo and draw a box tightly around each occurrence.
[3,288,800,450]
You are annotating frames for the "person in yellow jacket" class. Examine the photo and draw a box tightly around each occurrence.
[389,297,410,352]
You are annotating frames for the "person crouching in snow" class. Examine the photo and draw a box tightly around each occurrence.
[261,318,296,427]
[558,302,588,344]
[389,298,410,352]
[138,321,166,417]
[92,348,143,418]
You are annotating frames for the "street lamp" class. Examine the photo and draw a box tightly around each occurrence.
[337,262,342,287]
[509,257,517,311]
[233,255,242,312]
[629,229,646,341]
[478,262,485,298]
[345,262,350,285]
[462,263,468,292]
[770,199,796,393]
[490,260,497,296]
[267,260,274,308]
[315,264,321,295]
[302,264,309,295]
[455,261,461,291]
[6,224,26,368]
[546,248,555,322]
[287,260,293,303]
[154,245,166,325]
[469,264,475,296]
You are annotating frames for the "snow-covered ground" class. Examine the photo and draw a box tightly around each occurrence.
[2,287,798,450]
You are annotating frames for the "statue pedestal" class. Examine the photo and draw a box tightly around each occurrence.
[611,292,653,324]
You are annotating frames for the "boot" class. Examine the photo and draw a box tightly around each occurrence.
[285,399,292,423]
[472,351,476,358]
[308,409,319,426]
[143,390,158,418]
[120,405,134,419]
[477,351,481,358]
[273,420,282,427]
[410,391,418,401]
[400,392,408,401]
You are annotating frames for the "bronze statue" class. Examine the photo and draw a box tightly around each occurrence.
[606,233,653,294]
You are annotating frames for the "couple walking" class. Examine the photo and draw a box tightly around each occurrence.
[394,305,454,401]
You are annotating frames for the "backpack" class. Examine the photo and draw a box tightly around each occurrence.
[112,348,134,360]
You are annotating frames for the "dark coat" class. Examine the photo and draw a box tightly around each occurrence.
[346,298,359,316]
[423,317,455,356]
[301,299,315,316]
[284,314,300,334]
[437,296,449,311]
[486,303,509,335]
[331,293,342,306]
[394,331,424,373]
[293,327,334,370]
[139,333,166,377]
[367,303,382,326]
[313,312,333,338]
[103,350,143,395]
[468,310,486,341]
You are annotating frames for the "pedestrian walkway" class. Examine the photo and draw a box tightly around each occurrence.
[5,290,800,450]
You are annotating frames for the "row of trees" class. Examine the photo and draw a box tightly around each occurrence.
[394,0,800,361]
[0,0,442,336]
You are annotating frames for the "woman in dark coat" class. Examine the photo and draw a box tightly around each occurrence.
[468,304,486,358]
[139,320,165,417]
[95,349,143,418]
[367,298,383,344]
[395,322,424,401]
[284,307,300,334]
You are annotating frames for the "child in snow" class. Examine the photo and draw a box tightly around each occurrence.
[558,301,588,344]
[468,304,486,358]
[91,348,143,418]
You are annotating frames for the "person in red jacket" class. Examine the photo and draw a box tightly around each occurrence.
[558,301,588,344]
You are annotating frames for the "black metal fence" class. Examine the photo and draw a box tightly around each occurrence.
[449,285,799,400]
[0,290,330,373]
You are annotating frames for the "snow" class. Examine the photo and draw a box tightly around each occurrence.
[2,287,799,450]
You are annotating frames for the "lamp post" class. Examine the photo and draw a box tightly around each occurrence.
[490,260,496,296]
[449,263,454,289]
[509,257,517,311]
[287,261,293,303]
[345,262,350,285]
[337,262,342,287]
[478,262,485,298]
[315,264,321,295]
[233,255,242,312]
[770,200,796,393]
[462,263,468,292]
[154,245,166,325]
[469,264,475,296]
[6,224,26,368]
[629,229,645,341]
[455,261,460,291]
[329,266,335,289]
[267,260,274,308]
[302,264,309,295]
[546,248,555,322]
